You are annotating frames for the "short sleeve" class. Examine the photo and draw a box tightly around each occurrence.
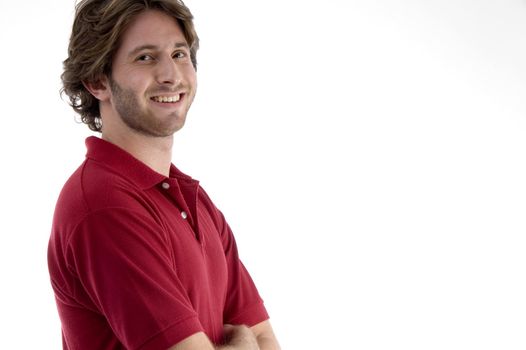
[213,210,270,326]
[65,208,203,350]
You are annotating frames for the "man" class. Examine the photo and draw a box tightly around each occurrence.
[47,1,280,349]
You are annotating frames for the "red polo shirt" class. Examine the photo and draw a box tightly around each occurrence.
[48,137,268,350]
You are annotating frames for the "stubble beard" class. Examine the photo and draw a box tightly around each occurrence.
[108,77,187,137]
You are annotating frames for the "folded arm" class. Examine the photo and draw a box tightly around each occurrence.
[250,320,280,350]
[167,320,280,350]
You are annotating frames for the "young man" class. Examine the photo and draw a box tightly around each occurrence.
[47,1,280,349]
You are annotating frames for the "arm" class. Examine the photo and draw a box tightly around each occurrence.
[251,320,281,350]
[167,325,259,350]
[199,191,279,349]
[167,321,280,350]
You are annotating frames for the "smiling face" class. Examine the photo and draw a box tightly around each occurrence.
[103,9,197,137]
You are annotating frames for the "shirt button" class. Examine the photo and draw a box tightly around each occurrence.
[161,182,170,190]
[181,211,188,220]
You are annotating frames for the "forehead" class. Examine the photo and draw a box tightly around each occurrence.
[117,9,186,52]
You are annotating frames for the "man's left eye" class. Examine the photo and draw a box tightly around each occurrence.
[173,51,187,59]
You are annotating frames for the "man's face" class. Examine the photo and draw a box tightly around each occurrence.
[106,10,197,137]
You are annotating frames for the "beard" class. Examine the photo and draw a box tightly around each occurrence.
[108,77,187,137]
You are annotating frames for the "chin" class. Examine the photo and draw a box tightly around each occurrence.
[158,122,186,137]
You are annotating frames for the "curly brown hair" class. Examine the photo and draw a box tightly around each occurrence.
[61,0,199,132]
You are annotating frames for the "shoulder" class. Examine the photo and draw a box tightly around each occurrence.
[62,158,150,208]
[52,159,157,240]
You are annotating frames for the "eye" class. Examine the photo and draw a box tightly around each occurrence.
[173,51,188,59]
[137,54,154,62]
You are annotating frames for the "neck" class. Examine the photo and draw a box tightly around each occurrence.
[101,131,174,177]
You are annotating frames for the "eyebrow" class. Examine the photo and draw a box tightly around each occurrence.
[127,42,189,58]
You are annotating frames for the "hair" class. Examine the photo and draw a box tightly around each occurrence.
[61,0,199,132]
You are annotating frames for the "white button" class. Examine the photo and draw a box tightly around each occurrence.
[161,182,170,190]
[181,211,188,219]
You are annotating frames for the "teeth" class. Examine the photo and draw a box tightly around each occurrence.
[152,95,180,103]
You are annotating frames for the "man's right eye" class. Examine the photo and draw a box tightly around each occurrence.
[137,54,154,61]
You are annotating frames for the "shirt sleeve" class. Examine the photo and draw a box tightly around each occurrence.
[65,208,203,350]
[203,197,270,327]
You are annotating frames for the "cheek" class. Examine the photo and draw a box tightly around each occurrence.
[128,77,149,93]
[183,67,197,87]
[117,69,150,92]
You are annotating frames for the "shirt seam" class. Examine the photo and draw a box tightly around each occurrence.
[64,206,168,274]
[79,161,91,212]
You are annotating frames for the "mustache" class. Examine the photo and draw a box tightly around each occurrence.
[147,84,187,96]
[109,78,188,96]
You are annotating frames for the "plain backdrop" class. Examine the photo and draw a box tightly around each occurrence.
[1,0,525,349]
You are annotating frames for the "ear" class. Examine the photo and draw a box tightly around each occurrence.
[82,75,111,102]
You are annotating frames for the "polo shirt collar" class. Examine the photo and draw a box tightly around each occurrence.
[85,136,196,190]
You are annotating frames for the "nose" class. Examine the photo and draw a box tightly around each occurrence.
[155,55,182,86]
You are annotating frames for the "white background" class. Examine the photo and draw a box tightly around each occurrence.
[1,0,526,349]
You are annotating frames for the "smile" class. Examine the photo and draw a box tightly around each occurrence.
[151,94,182,103]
